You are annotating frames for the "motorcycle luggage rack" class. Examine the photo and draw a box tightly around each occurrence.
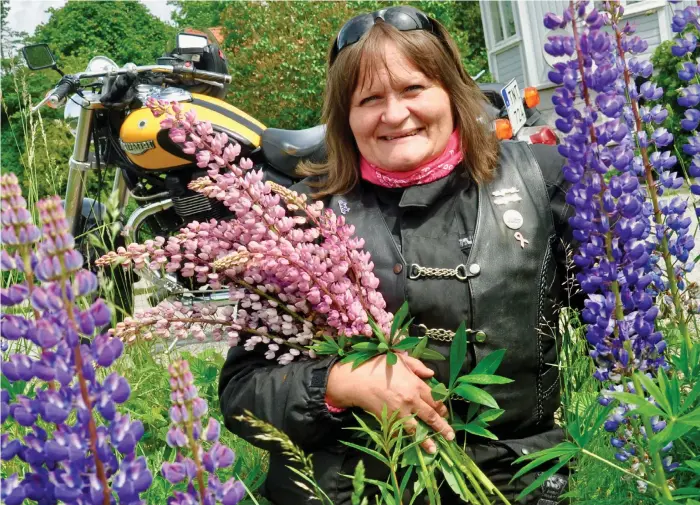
[135,269,232,307]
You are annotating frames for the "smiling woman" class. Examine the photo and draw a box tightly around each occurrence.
[219,5,577,505]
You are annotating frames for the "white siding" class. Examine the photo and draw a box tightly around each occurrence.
[494,44,526,89]
[522,0,570,88]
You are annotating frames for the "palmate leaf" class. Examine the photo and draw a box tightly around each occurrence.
[650,420,694,453]
[419,348,446,361]
[386,351,398,366]
[449,322,468,389]
[352,342,379,352]
[475,409,505,424]
[678,407,700,428]
[430,382,449,402]
[452,383,499,409]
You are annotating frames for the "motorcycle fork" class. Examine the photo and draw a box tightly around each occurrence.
[64,104,95,238]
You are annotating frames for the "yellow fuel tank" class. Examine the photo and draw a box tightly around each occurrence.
[119,93,266,170]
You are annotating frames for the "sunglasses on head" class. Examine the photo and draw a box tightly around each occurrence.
[330,6,437,65]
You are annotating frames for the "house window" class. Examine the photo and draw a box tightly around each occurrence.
[490,0,517,44]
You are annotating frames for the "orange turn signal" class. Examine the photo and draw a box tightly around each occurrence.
[495,119,513,140]
[524,87,540,108]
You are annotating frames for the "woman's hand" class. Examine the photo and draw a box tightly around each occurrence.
[326,354,454,453]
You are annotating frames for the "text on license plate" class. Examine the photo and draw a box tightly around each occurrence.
[500,79,526,135]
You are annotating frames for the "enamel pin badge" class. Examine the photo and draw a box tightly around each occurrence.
[493,187,522,205]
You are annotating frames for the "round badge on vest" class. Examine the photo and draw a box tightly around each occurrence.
[503,209,524,230]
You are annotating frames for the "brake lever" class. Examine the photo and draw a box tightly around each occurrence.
[193,78,224,89]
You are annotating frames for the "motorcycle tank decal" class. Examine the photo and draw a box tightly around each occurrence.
[120,93,267,170]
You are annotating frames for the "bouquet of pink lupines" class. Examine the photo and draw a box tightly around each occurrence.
[97,98,393,365]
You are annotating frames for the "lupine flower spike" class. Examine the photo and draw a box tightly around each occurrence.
[0,175,151,504]
[162,360,245,505]
[98,98,393,363]
[542,0,691,496]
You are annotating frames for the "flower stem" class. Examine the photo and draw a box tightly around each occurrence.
[630,374,674,501]
[62,292,111,505]
[580,448,658,488]
[611,16,691,351]
[183,398,207,505]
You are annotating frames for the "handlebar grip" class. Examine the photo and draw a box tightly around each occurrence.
[191,69,232,84]
[48,79,77,107]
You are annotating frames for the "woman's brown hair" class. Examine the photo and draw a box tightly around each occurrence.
[297,18,499,198]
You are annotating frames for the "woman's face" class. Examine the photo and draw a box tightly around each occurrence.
[349,40,454,172]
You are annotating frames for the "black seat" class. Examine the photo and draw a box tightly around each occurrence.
[261,125,327,178]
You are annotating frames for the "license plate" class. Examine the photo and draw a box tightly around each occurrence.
[500,79,527,135]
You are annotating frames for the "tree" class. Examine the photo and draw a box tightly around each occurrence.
[168,0,228,31]
[31,0,176,65]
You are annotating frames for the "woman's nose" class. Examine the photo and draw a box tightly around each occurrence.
[381,96,410,125]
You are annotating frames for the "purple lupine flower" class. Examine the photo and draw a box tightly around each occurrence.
[542,1,689,482]
[678,84,700,108]
[0,175,151,505]
[671,32,697,57]
[162,360,245,505]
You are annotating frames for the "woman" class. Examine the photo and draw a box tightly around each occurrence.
[220,6,574,504]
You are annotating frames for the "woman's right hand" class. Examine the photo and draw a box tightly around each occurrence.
[326,354,454,454]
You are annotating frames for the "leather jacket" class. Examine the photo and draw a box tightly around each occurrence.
[219,141,577,504]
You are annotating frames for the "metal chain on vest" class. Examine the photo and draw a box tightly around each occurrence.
[408,263,469,281]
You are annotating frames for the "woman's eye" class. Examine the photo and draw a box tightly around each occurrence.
[405,85,424,93]
[359,95,379,106]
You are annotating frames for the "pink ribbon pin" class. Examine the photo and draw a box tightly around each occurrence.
[514,232,529,248]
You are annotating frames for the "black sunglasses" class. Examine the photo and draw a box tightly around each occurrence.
[330,6,437,65]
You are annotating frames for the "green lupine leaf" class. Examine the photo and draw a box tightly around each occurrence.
[514,459,570,503]
[410,336,429,359]
[457,373,513,385]
[608,392,666,417]
[682,381,700,415]
[393,337,420,351]
[452,383,498,409]
[683,461,700,474]
[438,458,469,501]
[463,422,498,440]
[341,441,390,467]
[390,302,410,342]
[341,351,379,370]
[368,317,387,345]
[419,348,446,361]
[471,349,506,375]
[636,372,672,414]
[352,342,379,352]
[650,421,693,453]
[386,351,397,366]
[476,409,505,424]
[678,407,700,428]
[431,382,449,402]
[449,322,468,389]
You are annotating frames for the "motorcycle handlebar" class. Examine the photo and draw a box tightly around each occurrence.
[48,79,77,107]
[191,68,232,84]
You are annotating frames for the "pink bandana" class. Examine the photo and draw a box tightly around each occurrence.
[359,129,463,188]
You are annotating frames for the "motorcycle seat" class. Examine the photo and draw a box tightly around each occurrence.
[261,125,327,178]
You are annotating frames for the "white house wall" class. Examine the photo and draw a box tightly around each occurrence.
[522,0,571,89]
[494,44,527,89]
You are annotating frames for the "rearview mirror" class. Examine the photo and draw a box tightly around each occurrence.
[177,33,209,54]
[22,44,57,70]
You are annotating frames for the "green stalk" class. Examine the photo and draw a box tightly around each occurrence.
[416,447,439,505]
[630,374,674,501]
[611,12,692,351]
[580,449,658,488]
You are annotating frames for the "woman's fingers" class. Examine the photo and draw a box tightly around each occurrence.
[401,355,435,379]
[403,417,437,454]
[414,399,455,442]
[417,380,449,418]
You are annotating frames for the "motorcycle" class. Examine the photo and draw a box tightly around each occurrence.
[21,32,556,315]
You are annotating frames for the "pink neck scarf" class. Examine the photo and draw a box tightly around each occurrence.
[359,129,463,188]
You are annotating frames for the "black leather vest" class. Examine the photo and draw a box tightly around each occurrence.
[327,141,562,436]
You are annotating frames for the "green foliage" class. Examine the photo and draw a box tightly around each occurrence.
[30,0,176,65]
[650,24,700,174]
[219,1,489,129]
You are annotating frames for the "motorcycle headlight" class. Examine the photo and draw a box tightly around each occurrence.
[85,55,118,73]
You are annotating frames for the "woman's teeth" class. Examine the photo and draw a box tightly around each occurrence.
[383,130,420,141]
